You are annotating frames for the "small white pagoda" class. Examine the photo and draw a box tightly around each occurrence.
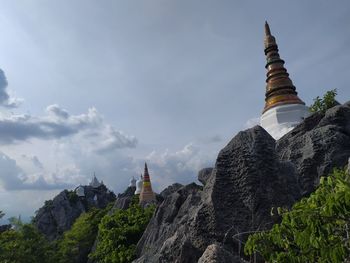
[135,174,143,195]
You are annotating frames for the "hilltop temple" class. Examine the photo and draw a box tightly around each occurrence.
[260,22,310,139]
[139,163,156,204]
[89,173,103,188]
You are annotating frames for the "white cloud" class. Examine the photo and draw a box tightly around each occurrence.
[0,104,137,152]
[0,151,72,190]
[145,143,214,190]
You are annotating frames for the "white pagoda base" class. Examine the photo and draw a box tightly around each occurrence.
[260,103,310,140]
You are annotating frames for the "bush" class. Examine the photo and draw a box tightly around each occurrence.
[245,167,350,262]
[310,89,338,113]
[54,204,112,263]
[90,196,155,263]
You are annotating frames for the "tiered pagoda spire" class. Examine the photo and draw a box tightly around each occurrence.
[139,163,156,203]
[263,21,305,113]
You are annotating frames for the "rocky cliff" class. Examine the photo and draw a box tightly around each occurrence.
[133,102,350,263]
[33,184,115,240]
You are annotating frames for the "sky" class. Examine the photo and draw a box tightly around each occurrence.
[0,0,350,223]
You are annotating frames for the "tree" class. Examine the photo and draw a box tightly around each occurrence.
[90,196,155,263]
[244,168,350,262]
[0,223,54,263]
[54,205,112,263]
[310,89,338,113]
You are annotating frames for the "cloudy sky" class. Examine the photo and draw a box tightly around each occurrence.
[0,1,350,222]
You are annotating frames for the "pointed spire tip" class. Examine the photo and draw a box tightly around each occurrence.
[265,21,271,36]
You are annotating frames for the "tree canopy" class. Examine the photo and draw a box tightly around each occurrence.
[90,196,155,263]
[245,167,350,262]
[0,223,54,263]
[54,205,112,263]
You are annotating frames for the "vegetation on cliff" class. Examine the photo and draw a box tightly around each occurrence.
[53,204,112,263]
[310,89,338,113]
[0,196,154,263]
[0,223,54,263]
[90,196,155,263]
[245,167,350,262]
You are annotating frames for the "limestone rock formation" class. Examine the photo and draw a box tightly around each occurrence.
[33,185,115,240]
[134,183,203,263]
[111,186,136,211]
[198,244,242,263]
[159,183,183,199]
[198,168,213,186]
[134,126,300,262]
[276,102,350,195]
[133,102,350,263]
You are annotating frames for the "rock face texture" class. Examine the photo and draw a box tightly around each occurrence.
[111,186,136,211]
[276,102,350,195]
[198,244,242,263]
[134,126,300,262]
[134,183,203,263]
[33,185,115,240]
[133,103,350,263]
[198,168,213,186]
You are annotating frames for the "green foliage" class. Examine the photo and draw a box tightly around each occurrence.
[66,190,79,204]
[245,167,350,262]
[54,204,112,263]
[90,196,155,263]
[310,89,338,113]
[8,215,23,230]
[0,223,54,263]
[44,199,54,208]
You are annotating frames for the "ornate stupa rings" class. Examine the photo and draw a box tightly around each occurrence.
[263,94,305,112]
[262,22,306,113]
[264,35,276,48]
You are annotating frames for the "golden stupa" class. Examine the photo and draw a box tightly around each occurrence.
[263,21,305,113]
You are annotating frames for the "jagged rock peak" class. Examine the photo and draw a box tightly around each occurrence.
[198,168,213,186]
[33,184,115,240]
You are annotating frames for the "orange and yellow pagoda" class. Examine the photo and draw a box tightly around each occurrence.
[139,163,156,204]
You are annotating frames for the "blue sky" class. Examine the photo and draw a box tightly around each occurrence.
[0,0,350,222]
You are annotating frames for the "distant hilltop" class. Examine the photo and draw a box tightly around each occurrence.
[33,175,115,240]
